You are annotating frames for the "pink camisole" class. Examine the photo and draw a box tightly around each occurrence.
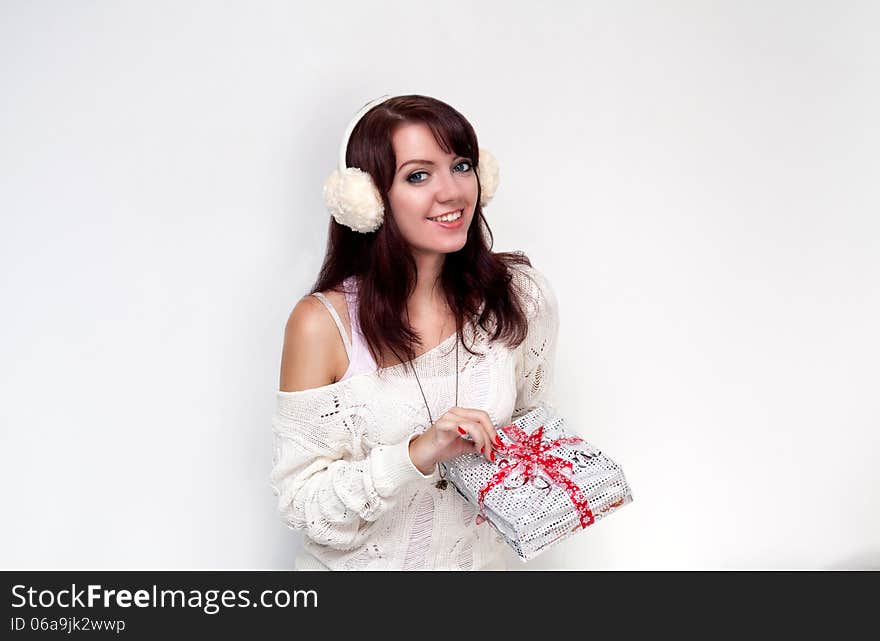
[310,275,378,382]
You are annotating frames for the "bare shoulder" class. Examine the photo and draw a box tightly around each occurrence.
[279,294,347,392]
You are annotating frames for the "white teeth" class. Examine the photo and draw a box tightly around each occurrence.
[429,210,462,223]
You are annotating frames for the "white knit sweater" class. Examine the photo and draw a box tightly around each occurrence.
[269,262,559,570]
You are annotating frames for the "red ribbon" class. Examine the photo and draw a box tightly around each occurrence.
[476,423,596,529]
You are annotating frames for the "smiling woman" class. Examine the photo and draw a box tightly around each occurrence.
[270,94,561,571]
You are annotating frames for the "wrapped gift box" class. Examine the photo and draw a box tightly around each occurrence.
[439,402,633,562]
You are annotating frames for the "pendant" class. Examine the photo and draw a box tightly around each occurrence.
[435,479,448,490]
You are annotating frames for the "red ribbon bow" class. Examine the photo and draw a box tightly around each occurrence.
[475,423,596,529]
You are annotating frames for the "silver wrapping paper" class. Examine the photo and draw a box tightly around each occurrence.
[440,402,633,562]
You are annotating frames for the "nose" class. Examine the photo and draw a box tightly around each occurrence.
[433,165,467,205]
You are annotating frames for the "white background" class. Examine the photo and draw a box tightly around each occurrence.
[1,1,877,570]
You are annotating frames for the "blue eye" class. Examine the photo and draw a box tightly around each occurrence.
[407,171,429,184]
[406,160,473,184]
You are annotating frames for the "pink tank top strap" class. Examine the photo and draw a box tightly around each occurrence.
[339,275,378,381]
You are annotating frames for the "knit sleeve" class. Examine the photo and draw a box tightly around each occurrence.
[269,388,434,552]
[510,263,561,420]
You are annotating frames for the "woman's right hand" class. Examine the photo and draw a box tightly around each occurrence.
[408,407,503,475]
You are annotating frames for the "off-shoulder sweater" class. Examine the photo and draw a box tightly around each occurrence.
[269,262,560,570]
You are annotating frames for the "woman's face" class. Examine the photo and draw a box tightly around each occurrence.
[386,122,478,258]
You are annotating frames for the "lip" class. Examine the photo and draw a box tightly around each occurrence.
[428,209,463,219]
[426,209,465,229]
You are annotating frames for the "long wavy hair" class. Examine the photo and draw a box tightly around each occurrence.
[309,94,534,375]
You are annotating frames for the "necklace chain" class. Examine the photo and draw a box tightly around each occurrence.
[410,327,459,489]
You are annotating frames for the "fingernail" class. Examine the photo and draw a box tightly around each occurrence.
[494,435,502,446]
[480,446,484,453]
[490,451,495,462]
[457,427,466,435]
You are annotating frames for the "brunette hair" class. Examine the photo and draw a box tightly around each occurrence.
[309,94,534,374]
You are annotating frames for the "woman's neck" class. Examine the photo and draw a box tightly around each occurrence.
[408,252,448,317]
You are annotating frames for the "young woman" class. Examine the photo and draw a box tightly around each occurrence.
[270,94,559,570]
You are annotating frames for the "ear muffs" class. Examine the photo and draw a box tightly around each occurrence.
[322,94,500,234]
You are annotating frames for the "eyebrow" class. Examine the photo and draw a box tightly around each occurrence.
[396,157,468,174]
[397,159,436,173]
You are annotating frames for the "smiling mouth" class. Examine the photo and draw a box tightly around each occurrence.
[427,209,463,222]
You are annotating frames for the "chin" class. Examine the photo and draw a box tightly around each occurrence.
[416,237,467,256]
[442,237,469,253]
